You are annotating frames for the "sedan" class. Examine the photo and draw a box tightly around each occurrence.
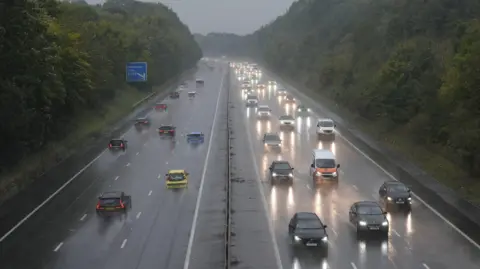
[379,180,412,211]
[288,212,328,249]
[349,201,389,237]
[269,160,294,184]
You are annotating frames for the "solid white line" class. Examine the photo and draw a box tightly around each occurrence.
[115,176,119,181]
[245,104,284,268]
[126,163,131,167]
[352,185,358,190]
[306,184,311,190]
[422,263,430,269]
[148,190,152,196]
[392,229,400,237]
[53,242,64,252]
[80,214,87,221]
[136,152,139,155]
[350,262,358,269]
[136,212,142,219]
[183,72,225,269]
[120,239,127,249]
[0,149,107,242]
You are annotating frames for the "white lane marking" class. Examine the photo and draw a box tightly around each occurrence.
[126,163,131,167]
[115,176,119,181]
[392,229,400,237]
[245,106,284,269]
[330,228,338,236]
[136,152,139,155]
[306,184,311,190]
[336,131,480,249]
[148,190,152,196]
[350,262,358,269]
[80,214,87,221]
[183,73,225,269]
[166,161,168,164]
[53,242,64,252]
[144,142,147,146]
[120,239,127,249]
[158,174,162,179]
[422,263,430,269]
[136,212,142,219]
[0,149,107,242]
[352,185,358,190]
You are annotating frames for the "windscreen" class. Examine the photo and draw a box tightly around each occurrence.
[315,159,336,168]
[169,173,185,181]
[319,121,334,127]
[99,198,120,206]
[280,116,294,121]
[188,133,202,137]
[273,163,291,170]
[110,140,122,146]
[296,219,322,229]
[265,134,280,141]
[247,96,258,100]
[358,206,383,215]
[258,107,270,112]
[136,118,147,122]
[159,126,173,130]
[388,184,408,192]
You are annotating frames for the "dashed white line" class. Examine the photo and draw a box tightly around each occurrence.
[136,152,139,155]
[53,242,64,252]
[422,263,430,269]
[306,184,311,189]
[120,239,127,249]
[392,229,400,237]
[144,142,147,146]
[350,262,358,269]
[136,212,142,219]
[80,214,87,221]
[126,163,131,167]
[115,176,119,181]
[330,228,338,236]
[352,185,358,190]
[148,190,152,196]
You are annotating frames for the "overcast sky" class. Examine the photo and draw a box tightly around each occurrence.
[87,0,296,35]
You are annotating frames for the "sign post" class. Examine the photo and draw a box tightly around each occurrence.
[126,62,148,82]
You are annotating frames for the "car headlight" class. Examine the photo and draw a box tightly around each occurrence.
[315,171,321,176]
[288,173,293,177]
[307,108,311,111]
[387,197,392,201]
[358,221,367,226]
[382,221,389,226]
[272,172,277,176]
[321,236,328,242]
[332,172,337,177]
[294,236,301,241]
[408,197,412,200]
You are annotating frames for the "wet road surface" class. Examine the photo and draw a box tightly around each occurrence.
[228,67,480,269]
[0,63,228,269]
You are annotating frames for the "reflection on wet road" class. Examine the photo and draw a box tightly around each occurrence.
[232,69,480,269]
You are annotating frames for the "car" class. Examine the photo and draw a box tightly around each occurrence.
[188,91,196,97]
[349,201,389,236]
[96,191,132,216]
[379,181,412,211]
[165,170,189,188]
[158,125,176,136]
[170,91,180,98]
[187,132,205,143]
[256,105,271,118]
[284,94,296,103]
[277,89,287,96]
[296,105,311,114]
[268,80,276,86]
[279,115,295,129]
[263,133,281,147]
[196,78,205,87]
[180,82,188,88]
[316,118,336,139]
[246,95,258,107]
[269,160,294,184]
[108,138,127,150]
[257,84,266,90]
[154,103,168,111]
[288,212,328,249]
[134,117,151,127]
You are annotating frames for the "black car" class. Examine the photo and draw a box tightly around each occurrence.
[96,191,132,216]
[170,91,180,98]
[379,181,412,211]
[158,125,176,136]
[269,161,294,184]
[288,212,328,249]
[284,94,296,103]
[108,138,127,150]
[134,117,151,127]
[349,201,389,236]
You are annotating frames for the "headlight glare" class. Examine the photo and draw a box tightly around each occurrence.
[294,236,301,241]
[272,172,277,176]
[382,221,389,226]
[387,197,392,201]
[288,173,293,177]
[359,221,367,226]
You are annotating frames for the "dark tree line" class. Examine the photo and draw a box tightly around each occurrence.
[0,0,201,173]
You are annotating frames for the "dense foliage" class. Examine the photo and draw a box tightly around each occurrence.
[194,33,248,57]
[0,0,201,173]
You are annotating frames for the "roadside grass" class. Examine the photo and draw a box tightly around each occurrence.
[0,86,148,204]
[277,73,480,205]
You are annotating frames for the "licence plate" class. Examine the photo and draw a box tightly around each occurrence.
[396,201,404,204]
[105,208,115,211]
[306,242,317,247]
[369,226,380,230]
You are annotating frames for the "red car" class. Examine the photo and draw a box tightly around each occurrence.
[158,125,176,135]
[155,103,167,111]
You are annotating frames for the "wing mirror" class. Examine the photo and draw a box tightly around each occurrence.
[334,124,337,127]
[269,167,272,170]
[186,173,190,176]
[407,188,411,192]
[323,225,327,228]
[291,167,294,170]
[336,164,340,168]
[165,174,169,176]
[310,164,315,168]
[383,212,388,215]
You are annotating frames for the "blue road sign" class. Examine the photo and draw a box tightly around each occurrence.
[126,62,147,82]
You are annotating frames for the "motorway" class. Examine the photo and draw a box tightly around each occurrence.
[0,63,228,269]
[228,67,480,269]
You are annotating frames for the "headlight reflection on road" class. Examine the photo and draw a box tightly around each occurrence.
[267,120,271,132]
[262,155,268,174]
[306,117,311,128]
[270,186,277,221]
[296,117,302,129]
[292,258,300,269]
[331,142,336,155]
[246,108,250,118]
[256,121,262,135]
[279,131,284,141]
[318,141,323,149]
[277,96,282,105]
[314,190,322,217]
[285,103,290,114]
[358,241,367,265]
[290,132,295,159]
[406,212,413,235]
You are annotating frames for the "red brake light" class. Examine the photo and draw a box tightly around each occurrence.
[120,200,125,208]
[96,202,101,209]
[120,143,124,148]
[109,144,112,148]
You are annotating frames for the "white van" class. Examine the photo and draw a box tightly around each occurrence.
[310,149,340,184]
[316,118,336,139]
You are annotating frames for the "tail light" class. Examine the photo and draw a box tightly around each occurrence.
[120,143,124,148]
[116,200,125,209]
[96,202,101,209]
[108,144,112,148]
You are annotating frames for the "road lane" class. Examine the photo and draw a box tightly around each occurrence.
[0,64,228,269]
[230,66,480,269]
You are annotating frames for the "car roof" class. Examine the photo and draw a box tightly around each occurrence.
[272,160,290,165]
[100,191,122,198]
[313,149,335,159]
[317,118,334,122]
[168,169,185,174]
[280,115,294,118]
[189,132,203,135]
[160,125,174,128]
[258,105,270,109]
[110,138,124,141]
[296,212,320,220]
[385,180,404,186]
[356,201,381,207]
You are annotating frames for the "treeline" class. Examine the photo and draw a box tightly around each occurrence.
[0,0,201,172]
[247,0,480,196]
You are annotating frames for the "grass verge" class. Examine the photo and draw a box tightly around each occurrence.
[0,86,150,204]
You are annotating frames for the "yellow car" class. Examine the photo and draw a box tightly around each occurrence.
[165,169,189,188]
